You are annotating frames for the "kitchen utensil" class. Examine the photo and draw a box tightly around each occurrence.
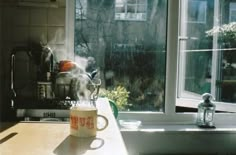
[37,82,54,99]
[54,72,74,99]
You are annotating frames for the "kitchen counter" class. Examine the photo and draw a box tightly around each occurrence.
[0,98,128,155]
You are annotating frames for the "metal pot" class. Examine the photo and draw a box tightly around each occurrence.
[37,81,54,99]
[54,72,74,99]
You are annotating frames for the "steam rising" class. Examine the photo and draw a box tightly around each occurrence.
[72,56,99,102]
[39,28,99,103]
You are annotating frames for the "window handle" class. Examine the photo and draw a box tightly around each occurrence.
[179,36,199,40]
[179,36,189,40]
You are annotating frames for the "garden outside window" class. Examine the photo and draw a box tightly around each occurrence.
[66,0,236,124]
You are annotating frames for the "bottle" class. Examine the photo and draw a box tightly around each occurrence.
[196,93,216,128]
[46,72,51,81]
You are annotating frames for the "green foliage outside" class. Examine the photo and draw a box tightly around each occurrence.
[99,86,130,111]
[206,22,236,46]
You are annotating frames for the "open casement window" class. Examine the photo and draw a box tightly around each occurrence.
[177,0,236,112]
[67,0,236,124]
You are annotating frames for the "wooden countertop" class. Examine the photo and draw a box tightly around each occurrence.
[0,98,128,155]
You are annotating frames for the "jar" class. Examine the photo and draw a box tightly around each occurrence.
[54,72,74,99]
[196,93,216,128]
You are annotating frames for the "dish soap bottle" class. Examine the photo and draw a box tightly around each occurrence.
[196,93,216,128]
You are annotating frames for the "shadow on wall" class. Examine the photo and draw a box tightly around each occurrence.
[0,1,66,121]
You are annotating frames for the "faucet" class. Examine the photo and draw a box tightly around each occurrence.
[10,46,29,108]
[10,52,16,108]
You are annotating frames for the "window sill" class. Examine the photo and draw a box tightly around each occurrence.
[119,124,236,133]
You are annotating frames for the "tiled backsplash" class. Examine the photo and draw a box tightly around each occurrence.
[0,1,66,121]
[1,1,66,68]
[5,6,65,45]
[0,4,2,121]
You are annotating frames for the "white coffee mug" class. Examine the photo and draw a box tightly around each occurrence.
[70,106,108,137]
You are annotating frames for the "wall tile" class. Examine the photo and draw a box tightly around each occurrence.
[1,25,11,42]
[13,8,30,26]
[57,0,66,8]
[48,44,66,61]
[0,9,2,43]
[48,8,65,26]
[2,7,15,42]
[48,26,65,44]
[13,27,29,43]
[29,26,47,43]
[0,7,2,77]
[30,8,47,26]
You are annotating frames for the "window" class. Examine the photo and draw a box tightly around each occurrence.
[187,0,207,24]
[66,0,236,124]
[75,0,87,19]
[178,0,236,112]
[230,2,236,22]
[115,0,147,21]
[73,0,167,112]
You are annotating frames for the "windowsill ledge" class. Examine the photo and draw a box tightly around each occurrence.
[119,124,236,133]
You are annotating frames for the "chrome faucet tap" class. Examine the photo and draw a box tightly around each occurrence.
[10,52,16,108]
[10,46,29,108]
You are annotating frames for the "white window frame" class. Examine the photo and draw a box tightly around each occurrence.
[178,0,212,102]
[66,0,236,125]
[177,0,236,113]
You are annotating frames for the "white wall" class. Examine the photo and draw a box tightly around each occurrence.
[121,130,236,155]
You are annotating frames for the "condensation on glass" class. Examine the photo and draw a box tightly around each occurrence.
[74,0,168,111]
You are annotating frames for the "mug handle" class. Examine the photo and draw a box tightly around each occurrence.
[97,114,109,131]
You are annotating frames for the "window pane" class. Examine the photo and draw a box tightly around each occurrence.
[137,5,146,13]
[75,0,87,19]
[188,0,207,23]
[230,15,236,22]
[230,2,236,22]
[74,0,168,111]
[127,5,135,13]
[115,6,125,13]
[137,0,147,4]
[116,0,126,5]
[127,0,136,4]
[178,0,236,105]
[115,0,147,21]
